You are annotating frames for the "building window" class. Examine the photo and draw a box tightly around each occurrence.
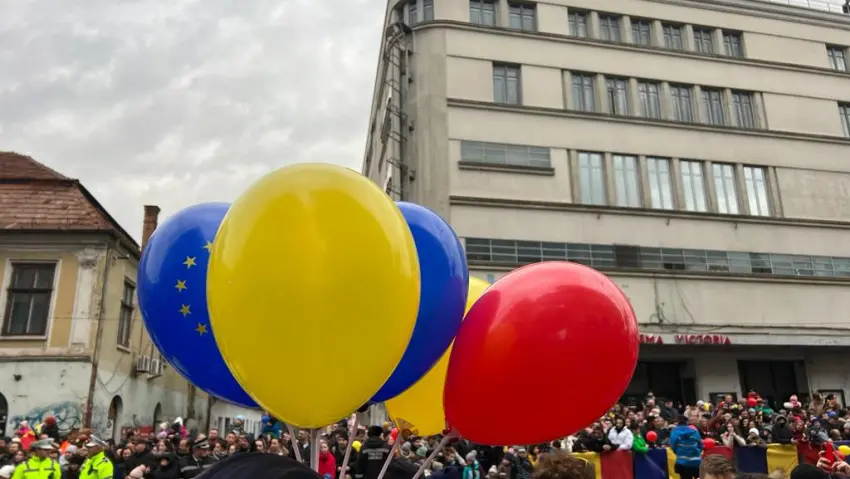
[598,15,621,42]
[493,64,520,105]
[465,237,850,279]
[693,28,714,54]
[423,0,434,21]
[508,2,536,31]
[606,77,629,115]
[647,157,674,210]
[712,163,740,214]
[670,85,694,122]
[723,31,743,57]
[612,155,641,207]
[402,0,433,25]
[571,73,596,112]
[732,91,757,128]
[2,263,56,337]
[460,141,551,168]
[702,89,726,126]
[662,24,684,50]
[828,46,847,72]
[632,20,652,46]
[470,0,497,26]
[578,151,606,205]
[680,160,708,212]
[841,104,850,138]
[117,281,135,348]
[568,11,588,37]
[638,81,661,119]
[744,166,770,217]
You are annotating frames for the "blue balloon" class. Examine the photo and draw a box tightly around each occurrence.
[138,203,257,408]
[371,202,469,401]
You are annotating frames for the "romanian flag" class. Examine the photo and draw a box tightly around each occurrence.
[572,444,799,479]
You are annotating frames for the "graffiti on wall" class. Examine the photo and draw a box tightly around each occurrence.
[9,401,112,436]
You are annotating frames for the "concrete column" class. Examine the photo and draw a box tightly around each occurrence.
[638,155,652,208]
[652,20,664,47]
[735,163,750,215]
[704,161,719,213]
[671,158,685,210]
[604,152,617,206]
[595,73,607,113]
[693,85,705,124]
[568,150,581,203]
[683,25,695,51]
[629,78,641,117]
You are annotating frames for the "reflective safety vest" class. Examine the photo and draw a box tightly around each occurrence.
[80,451,114,479]
[10,456,60,479]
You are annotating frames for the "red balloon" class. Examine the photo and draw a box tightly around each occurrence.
[690,425,698,431]
[390,428,398,439]
[646,431,658,442]
[704,438,716,448]
[443,262,639,445]
[747,397,757,407]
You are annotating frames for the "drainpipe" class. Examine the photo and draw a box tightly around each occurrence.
[84,243,114,428]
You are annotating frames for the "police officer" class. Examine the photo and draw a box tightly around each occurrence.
[179,438,213,478]
[11,439,60,479]
[354,426,390,479]
[80,436,113,479]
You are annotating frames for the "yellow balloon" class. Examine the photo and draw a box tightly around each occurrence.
[386,276,490,436]
[840,445,850,457]
[208,163,420,428]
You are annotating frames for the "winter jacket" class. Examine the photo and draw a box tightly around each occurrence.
[669,425,703,469]
[607,427,634,451]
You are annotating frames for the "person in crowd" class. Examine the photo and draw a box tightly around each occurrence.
[669,416,703,479]
[318,441,337,479]
[606,417,633,451]
[179,438,214,478]
[80,435,112,479]
[699,455,735,479]
[462,452,480,479]
[529,451,593,479]
[355,426,390,479]
[0,465,14,479]
[10,439,60,479]
[720,422,745,448]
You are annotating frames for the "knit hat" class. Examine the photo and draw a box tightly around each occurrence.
[416,446,428,458]
[488,466,498,476]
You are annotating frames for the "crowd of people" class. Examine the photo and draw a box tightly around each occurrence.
[2,390,850,479]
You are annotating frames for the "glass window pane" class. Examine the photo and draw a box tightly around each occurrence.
[680,160,707,212]
[647,158,674,209]
[579,152,606,205]
[613,155,640,207]
[712,163,740,214]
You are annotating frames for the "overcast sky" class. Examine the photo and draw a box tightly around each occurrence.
[0,0,385,241]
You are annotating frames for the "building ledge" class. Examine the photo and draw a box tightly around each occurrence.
[451,195,850,230]
[413,20,850,77]
[458,161,555,175]
[0,354,91,363]
[447,98,850,148]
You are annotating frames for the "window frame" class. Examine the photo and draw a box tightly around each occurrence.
[743,166,771,217]
[662,23,684,50]
[827,46,847,72]
[612,154,641,208]
[732,91,758,129]
[598,14,622,42]
[117,280,136,348]
[702,88,727,126]
[637,81,661,119]
[2,262,57,338]
[840,103,850,139]
[469,0,497,26]
[631,19,652,46]
[723,31,744,57]
[492,64,521,105]
[508,2,537,32]
[680,160,708,213]
[568,10,588,38]
[670,84,694,123]
[460,140,552,168]
[646,157,675,210]
[693,28,715,54]
[577,151,607,206]
[712,163,740,214]
[606,77,630,115]
[571,72,596,113]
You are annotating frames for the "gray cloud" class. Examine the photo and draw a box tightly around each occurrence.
[0,0,384,240]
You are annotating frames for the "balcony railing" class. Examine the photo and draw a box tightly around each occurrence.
[756,0,847,14]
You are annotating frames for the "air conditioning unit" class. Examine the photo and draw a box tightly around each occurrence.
[150,358,164,376]
[135,355,152,373]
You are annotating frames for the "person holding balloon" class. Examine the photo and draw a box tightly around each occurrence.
[669,415,704,479]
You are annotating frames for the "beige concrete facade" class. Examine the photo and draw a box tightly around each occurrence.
[362,0,850,354]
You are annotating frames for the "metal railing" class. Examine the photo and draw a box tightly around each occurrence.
[754,0,847,14]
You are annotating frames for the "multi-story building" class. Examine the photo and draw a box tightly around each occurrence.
[362,0,850,408]
[0,152,260,439]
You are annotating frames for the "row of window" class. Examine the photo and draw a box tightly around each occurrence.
[492,64,850,137]
[2,262,136,343]
[465,238,850,278]
[467,0,849,73]
[459,140,773,217]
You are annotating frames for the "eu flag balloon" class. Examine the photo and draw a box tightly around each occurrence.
[138,202,257,408]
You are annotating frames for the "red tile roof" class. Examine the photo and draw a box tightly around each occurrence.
[0,152,140,253]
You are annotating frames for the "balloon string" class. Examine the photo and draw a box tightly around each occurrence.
[287,424,303,463]
[411,432,457,479]
[339,415,359,479]
[310,428,321,472]
[376,437,400,479]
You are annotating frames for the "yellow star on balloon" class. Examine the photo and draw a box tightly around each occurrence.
[183,256,197,268]
[195,323,208,335]
[203,241,213,252]
[179,304,191,317]
[175,280,187,292]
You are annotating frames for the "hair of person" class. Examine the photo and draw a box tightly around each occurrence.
[737,474,772,479]
[700,455,736,478]
[197,452,322,479]
[531,450,594,479]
